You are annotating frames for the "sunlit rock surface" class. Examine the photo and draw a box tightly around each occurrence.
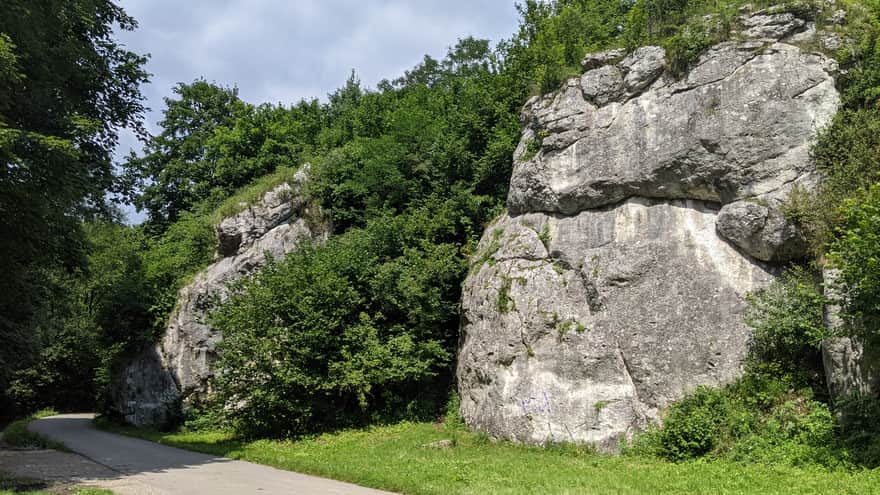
[459,8,840,451]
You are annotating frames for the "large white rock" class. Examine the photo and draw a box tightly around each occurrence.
[459,9,841,451]
[459,200,774,449]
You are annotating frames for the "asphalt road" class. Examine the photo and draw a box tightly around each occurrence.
[29,414,395,495]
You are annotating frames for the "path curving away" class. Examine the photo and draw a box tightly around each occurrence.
[28,414,395,495]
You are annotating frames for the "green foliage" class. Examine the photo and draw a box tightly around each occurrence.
[795,108,880,251]
[835,393,880,467]
[142,212,214,327]
[123,81,324,232]
[744,266,829,389]
[210,210,467,438]
[630,372,840,466]
[791,1,880,254]
[829,184,880,337]
[0,0,147,416]
[506,0,632,93]
[310,38,522,232]
[496,276,515,314]
[7,224,154,414]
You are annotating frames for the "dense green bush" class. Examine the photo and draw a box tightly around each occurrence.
[141,212,214,328]
[835,394,880,467]
[744,266,829,390]
[829,184,880,338]
[8,223,154,413]
[210,210,467,437]
[123,81,324,233]
[630,371,840,466]
[0,0,148,420]
[504,0,631,93]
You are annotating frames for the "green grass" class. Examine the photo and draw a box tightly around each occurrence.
[208,165,301,222]
[0,473,112,495]
[1,410,66,451]
[96,419,880,495]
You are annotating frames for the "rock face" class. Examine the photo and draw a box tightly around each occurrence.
[458,10,840,451]
[110,167,329,427]
[821,269,880,401]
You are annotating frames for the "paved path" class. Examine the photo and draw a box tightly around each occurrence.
[27,414,395,495]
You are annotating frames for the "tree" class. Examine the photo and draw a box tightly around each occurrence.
[124,81,328,232]
[123,81,250,229]
[0,0,148,413]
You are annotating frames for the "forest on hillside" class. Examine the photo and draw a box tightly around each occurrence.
[3,0,880,470]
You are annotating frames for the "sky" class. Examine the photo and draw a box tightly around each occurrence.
[114,0,522,223]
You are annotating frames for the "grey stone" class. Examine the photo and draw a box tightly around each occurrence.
[109,347,179,428]
[785,22,817,44]
[716,200,807,262]
[821,32,845,51]
[110,168,330,427]
[216,178,305,256]
[740,11,806,39]
[580,66,624,107]
[509,42,838,216]
[460,36,840,451]
[828,9,846,25]
[582,48,627,71]
[619,46,666,94]
[459,200,775,451]
[821,269,880,401]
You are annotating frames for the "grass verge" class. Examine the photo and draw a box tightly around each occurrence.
[96,419,880,495]
[1,409,66,451]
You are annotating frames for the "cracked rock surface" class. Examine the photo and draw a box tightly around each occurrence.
[110,167,329,428]
[458,9,840,451]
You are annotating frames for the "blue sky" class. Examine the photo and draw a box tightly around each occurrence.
[114,1,522,222]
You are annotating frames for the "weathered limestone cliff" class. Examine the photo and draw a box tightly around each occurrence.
[110,167,329,427]
[458,9,841,451]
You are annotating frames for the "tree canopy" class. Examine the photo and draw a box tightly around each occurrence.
[0,0,148,413]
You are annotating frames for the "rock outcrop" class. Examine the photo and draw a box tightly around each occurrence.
[821,269,880,401]
[458,9,840,450]
[110,167,329,427]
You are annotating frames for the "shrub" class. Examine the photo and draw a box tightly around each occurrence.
[142,212,214,329]
[646,386,733,461]
[828,183,880,338]
[630,372,839,466]
[210,212,466,438]
[744,265,828,390]
[835,394,880,468]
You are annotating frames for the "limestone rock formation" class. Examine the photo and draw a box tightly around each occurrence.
[110,167,329,427]
[459,9,840,451]
[821,269,880,401]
